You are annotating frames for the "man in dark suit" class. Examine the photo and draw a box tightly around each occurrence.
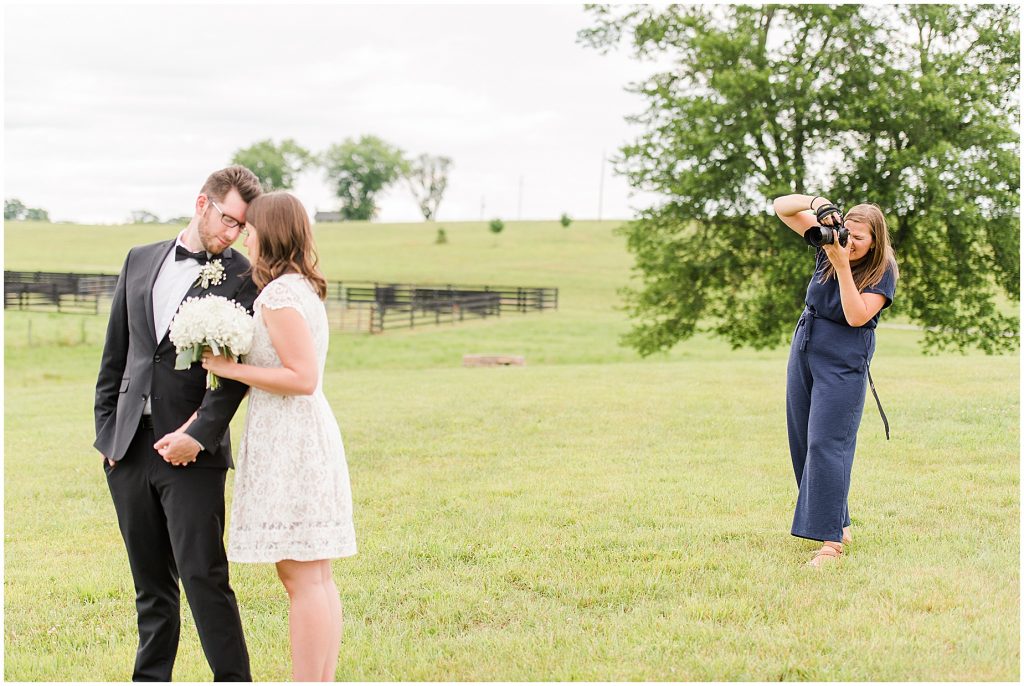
[94,165,263,681]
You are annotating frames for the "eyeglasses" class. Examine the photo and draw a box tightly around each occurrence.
[209,199,243,230]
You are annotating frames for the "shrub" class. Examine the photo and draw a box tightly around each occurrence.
[560,213,572,228]
[489,218,505,234]
[435,227,448,244]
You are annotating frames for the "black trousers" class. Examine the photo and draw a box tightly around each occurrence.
[104,421,251,681]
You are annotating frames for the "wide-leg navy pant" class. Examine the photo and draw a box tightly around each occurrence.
[786,308,875,542]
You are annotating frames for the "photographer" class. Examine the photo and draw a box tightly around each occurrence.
[772,194,899,567]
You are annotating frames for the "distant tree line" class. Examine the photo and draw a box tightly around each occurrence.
[231,136,452,222]
[5,198,49,222]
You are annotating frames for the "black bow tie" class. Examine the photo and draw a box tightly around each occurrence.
[175,245,211,263]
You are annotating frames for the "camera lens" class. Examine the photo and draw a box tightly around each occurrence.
[804,226,835,247]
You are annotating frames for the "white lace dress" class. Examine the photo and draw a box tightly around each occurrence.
[227,274,357,563]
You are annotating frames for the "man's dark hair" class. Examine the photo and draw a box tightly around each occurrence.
[200,165,263,204]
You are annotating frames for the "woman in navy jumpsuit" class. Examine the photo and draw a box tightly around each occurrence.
[773,194,898,566]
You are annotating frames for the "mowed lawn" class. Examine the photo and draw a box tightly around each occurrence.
[4,219,1019,680]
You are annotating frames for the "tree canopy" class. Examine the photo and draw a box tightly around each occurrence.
[581,4,1019,354]
[231,138,312,191]
[5,198,49,222]
[128,210,160,224]
[322,136,407,221]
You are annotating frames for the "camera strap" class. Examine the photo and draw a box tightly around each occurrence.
[866,365,890,440]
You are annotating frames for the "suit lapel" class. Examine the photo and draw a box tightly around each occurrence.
[144,240,176,346]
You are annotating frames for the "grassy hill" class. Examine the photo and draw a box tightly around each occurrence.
[4,219,1018,680]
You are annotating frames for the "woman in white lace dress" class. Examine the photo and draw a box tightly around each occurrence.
[201,191,355,682]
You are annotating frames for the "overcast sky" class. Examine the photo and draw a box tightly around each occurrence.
[4,3,665,224]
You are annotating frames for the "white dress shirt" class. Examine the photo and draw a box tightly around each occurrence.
[144,232,207,416]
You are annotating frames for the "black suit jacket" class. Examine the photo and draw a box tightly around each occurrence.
[94,239,260,469]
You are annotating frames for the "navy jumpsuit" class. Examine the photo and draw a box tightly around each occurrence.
[786,248,896,542]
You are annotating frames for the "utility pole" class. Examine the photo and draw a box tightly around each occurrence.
[480,196,485,220]
[598,149,606,221]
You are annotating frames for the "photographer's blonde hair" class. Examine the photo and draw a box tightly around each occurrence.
[819,203,899,290]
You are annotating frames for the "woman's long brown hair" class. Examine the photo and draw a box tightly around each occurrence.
[244,191,328,300]
[819,203,899,290]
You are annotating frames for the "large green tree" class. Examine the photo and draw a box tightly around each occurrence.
[322,136,407,221]
[231,138,312,191]
[581,4,1019,354]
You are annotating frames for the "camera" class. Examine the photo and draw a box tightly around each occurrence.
[804,224,850,248]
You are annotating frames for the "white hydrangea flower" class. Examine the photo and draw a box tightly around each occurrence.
[169,294,255,389]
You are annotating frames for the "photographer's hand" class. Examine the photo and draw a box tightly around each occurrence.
[829,241,887,327]
[822,239,852,271]
[815,203,844,228]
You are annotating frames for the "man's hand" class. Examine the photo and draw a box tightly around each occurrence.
[154,432,202,466]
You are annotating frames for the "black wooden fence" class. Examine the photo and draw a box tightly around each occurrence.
[328,282,558,333]
[4,271,558,333]
[4,271,119,314]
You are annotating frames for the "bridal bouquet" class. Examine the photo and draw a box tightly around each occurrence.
[169,295,255,390]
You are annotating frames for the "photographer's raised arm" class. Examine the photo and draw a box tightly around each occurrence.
[773,194,831,235]
[832,261,888,327]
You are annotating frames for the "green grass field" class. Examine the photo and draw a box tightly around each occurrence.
[4,219,1019,680]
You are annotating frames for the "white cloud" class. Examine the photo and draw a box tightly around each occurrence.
[4,3,662,224]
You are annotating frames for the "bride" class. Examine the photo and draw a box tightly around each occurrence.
[202,191,356,681]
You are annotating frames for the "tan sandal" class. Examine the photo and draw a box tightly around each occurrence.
[842,526,852,545]
[807,541,843,567]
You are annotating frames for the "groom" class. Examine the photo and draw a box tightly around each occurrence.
[94,165,262,681]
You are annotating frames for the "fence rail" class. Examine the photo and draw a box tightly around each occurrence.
[4,271,558,333]
[4,271,118,314]
[328,281,557,333]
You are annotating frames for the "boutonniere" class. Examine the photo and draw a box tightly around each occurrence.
[194,259,226,289]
